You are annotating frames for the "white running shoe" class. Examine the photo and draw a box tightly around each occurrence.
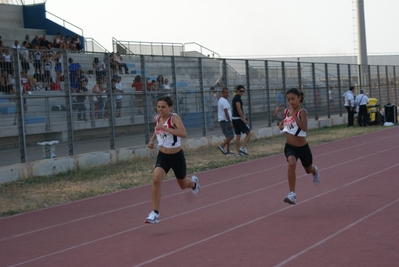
[191,175,200,195]
[218,145,226,155]
[239,147,249,155]
[313,165,320,186]
[144,211,160,224]
[284,191,296,205]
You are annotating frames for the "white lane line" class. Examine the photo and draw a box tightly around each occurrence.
[273,198,399,267]
[2,140,399,242]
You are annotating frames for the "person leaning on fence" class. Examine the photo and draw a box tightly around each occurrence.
[355,89,369,127]
[42,54,52,91]
[163,78,171,91]
[1,48,13,75]
[52,51,63,84]
[19,41,31,73]
[92,77,106,119]
[76,80,88,122]
[113,76,124,117]
[343,86,355,127]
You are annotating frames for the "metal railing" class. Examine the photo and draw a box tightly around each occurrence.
[0,48,397,167]
[45,10,84,38]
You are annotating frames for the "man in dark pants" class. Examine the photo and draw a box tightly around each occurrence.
[343,86,355,127]
[355,89,369,127]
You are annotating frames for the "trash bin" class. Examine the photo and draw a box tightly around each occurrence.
[384,104,397,124]
[37,140,59,159]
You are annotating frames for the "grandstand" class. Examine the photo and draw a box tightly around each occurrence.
[0,1,398,175]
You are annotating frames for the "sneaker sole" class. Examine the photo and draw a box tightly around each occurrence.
[283,197,296,205]
[239,149,249,155]
[144,219,160,224]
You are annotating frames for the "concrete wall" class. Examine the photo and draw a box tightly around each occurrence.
[0,115,346,183]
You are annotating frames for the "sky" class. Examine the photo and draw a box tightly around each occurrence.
[44,0,399,57]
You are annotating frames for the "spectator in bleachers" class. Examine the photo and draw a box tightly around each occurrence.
[78,68,90,90]
[92,57,106,79]
[12,40,20,49]
[0,70,14,94]
[157,75,165,90]
[150,79,160,114]
[115,51,129,74]
[23,35,31,48]
[113,76,124,117]
[40,35,51,50]
[32,45,43,76]
[132,75,145,114]
[19,41,31,73]
[53,33,64,49]
[1,48,13,75]
[92,77,106,119]
[68,57,82,93]
[20,71,40,91]
[30,35,40,48]
[72,34,82,51]
[109,53,119,78]
[163,78,171,91]
[76,79,88,122]
[64,36,72,50]
[52,51,63,84]
[42,54,52,91]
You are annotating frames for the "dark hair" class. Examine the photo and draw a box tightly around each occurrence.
[157,96,173,107]
[286,88,305,103]
[236,85,245,91]
[350,86,355,91]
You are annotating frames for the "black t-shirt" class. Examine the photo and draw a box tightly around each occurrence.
[232,95,243,117]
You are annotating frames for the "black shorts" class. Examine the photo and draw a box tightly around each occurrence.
[284,143,313,168]
[232,118,250,135]
[155,149,186,179]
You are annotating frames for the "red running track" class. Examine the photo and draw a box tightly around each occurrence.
[1,127,399,267]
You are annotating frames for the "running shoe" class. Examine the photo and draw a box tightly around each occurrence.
[312,165,320,186]
[144,211,160,224]
[225,151,235,155]
[236,152,243,157]
[218,145,226,155]
[283,191,296,205]
[191,175,200,195]
[239,147,249,155]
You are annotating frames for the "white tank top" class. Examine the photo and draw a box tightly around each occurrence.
[281,108,307,137]
[155,113,181,148]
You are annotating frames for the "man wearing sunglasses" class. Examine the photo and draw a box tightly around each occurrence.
[232,85,251,156]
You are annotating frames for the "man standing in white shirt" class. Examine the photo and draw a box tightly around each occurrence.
[217,87,234,155]
[343,86,355,127]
